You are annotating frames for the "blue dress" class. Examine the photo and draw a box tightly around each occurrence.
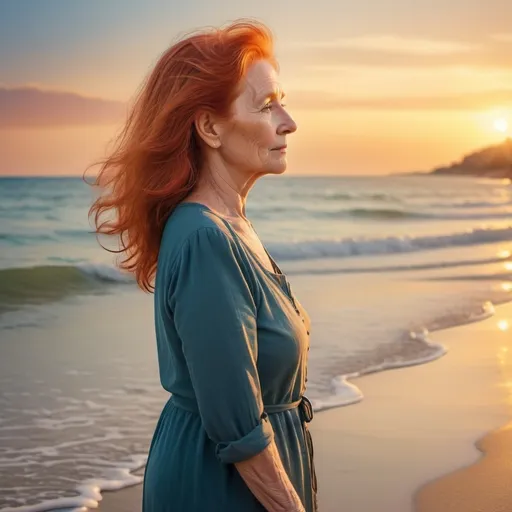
[143,202,317,511]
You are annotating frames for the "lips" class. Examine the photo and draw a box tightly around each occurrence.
[272,145,287,150]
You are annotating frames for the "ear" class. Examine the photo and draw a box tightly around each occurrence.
[194,111,222,149]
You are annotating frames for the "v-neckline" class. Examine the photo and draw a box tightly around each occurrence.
[175,201,303,318]
[176,201,286,282]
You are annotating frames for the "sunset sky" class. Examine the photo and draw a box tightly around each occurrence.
[1,0,512,176]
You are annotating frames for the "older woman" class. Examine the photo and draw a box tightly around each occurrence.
[89,19,316,512]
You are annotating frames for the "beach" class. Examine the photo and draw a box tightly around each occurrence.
[95,300,512,512]
[313,301,512,512]
[1,174,511,511]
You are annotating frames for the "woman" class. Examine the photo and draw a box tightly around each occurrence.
[89,19,316,512]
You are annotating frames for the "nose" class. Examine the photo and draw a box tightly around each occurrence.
[278,110,297,135]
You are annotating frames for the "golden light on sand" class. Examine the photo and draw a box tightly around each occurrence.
[498,345,509,366]
[502,283,512,292]
[497,320,510,331]
[494,118,509,133]
[497,250,511,259]
[505,262,512,271]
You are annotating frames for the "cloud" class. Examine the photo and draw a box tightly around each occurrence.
[287,89,512,110]
[280,35,512,70]
[284,35,478,56]
[0,86,127,128]
[491,33,512,43]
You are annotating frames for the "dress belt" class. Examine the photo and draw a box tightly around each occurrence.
[264,396,318,507]
[170,394,318,508]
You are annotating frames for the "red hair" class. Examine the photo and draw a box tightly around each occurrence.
[86,19,277,292]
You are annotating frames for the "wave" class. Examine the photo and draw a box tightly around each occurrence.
[269,225,512,261]
[323,191,400,202]
[320,207,512,221]
[285,254,512,276]
[1,225,510,313]
[0,233,55,245]
[332,208,420,219]
[0,230,94,245]
[0,454,146,512]
[3,224,510,310]
[427,199,512,209]
[54,228,95,238]
[313,300,499,411]
[250,206,512,221]
[0,264,132,314]
[2,207,511,249]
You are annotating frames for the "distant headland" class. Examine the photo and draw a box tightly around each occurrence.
[429,138,512,179]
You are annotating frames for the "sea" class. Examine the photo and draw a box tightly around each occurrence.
[1,174,511,511]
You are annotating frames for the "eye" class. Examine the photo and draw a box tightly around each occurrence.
[261,102,287,112]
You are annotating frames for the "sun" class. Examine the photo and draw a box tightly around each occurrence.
[493,118,509,133]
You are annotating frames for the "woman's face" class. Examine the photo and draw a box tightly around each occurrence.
[219,59,297,176]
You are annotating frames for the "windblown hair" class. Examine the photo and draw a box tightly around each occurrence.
[86,19,276,292]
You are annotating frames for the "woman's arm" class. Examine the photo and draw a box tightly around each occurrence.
[235,440,305,512]
[169,229,305,510]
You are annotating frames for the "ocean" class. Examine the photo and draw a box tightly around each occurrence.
[1,174,511,511]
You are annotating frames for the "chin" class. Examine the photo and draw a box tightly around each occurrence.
[265,162,288,176]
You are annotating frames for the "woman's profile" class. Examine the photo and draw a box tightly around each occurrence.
[89,19,317,512]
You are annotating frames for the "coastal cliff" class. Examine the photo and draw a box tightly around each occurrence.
[430,138,512,179]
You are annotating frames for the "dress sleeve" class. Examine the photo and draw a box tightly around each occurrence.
[168,227,274,464]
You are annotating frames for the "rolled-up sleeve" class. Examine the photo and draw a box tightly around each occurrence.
[168,227,274,463]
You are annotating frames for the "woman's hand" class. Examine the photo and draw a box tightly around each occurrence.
[235,440,306,512]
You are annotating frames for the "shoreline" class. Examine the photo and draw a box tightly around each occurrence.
[97,299,512,512]
[310,300,512,511]
[415,420,512,511]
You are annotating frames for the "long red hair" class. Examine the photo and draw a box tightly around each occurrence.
[86,19,276,292]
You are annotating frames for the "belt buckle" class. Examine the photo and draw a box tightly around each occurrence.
[300,395,313,423]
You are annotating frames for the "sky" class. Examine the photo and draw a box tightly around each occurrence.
[1,0,512,176]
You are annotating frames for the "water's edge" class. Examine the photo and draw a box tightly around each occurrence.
[5,296,509,512]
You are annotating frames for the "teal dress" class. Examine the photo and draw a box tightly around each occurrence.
[143,202,317,512]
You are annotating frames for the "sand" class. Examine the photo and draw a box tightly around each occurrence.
[416,422,512,512]
[312,303,512,512]
[97,301,512,512]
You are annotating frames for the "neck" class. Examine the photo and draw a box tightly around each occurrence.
[191,159,263,221]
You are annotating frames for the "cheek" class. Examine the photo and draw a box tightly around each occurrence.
[233,118,275,152]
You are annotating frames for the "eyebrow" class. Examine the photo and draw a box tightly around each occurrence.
[257,90,286,103]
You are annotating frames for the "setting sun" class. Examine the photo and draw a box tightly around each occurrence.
[494,118,509,133]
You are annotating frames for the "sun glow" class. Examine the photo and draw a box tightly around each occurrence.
[498,320,510,331]
[494,118,509,133]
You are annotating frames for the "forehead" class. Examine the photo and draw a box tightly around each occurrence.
[240,60,282,101]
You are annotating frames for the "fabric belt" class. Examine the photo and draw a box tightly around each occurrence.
[265,395,317,506]
[170,394,318,510]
